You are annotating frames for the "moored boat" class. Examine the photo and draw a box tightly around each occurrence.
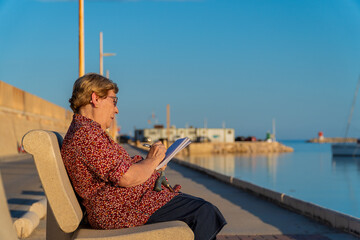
[331,143,360,157]
[331,77,360,157]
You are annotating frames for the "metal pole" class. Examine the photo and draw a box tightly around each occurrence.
[100,32,116,76]
[79,0,85,77]
[100,32,103,75]
[167,104,170,142]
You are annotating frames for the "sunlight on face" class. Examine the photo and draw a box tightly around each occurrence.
[97,90,119,130]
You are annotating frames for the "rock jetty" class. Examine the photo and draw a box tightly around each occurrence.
[307,137,357,143]
[185,142,293,154]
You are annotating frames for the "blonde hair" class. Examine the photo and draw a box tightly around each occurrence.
[69,73,119,113]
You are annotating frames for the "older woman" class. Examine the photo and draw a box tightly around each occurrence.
[61,73,226,240]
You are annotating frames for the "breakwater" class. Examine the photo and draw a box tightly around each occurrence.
[186,141,293,154]
[136,141,293,154]
[0,80,72,156]
[307,137,357,143]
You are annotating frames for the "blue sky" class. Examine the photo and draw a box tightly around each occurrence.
[1,0,360,139]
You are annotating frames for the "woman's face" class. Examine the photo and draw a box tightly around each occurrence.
[96,90,119,130]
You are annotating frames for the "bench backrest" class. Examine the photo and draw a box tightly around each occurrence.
[22,130,83,233]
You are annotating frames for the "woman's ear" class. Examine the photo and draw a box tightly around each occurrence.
[91,92,99,107]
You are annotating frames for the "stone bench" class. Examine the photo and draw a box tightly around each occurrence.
[22,130,194,240]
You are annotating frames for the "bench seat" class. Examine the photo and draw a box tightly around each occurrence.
[22,130,193,240]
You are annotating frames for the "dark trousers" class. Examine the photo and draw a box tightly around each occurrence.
[146,193,227,240]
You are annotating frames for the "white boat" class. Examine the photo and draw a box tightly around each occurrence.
[331,77,360,157]
[331,143,360,157]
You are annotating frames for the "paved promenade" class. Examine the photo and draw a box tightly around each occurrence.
[1,145,359,239]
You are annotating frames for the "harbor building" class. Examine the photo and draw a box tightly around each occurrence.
[135,125,235,143]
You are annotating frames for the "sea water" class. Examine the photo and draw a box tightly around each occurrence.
[177,140,360,218]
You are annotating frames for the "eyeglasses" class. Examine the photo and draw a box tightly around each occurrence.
[107,96,118,106]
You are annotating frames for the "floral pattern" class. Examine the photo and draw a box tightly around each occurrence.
[61,114,178,229]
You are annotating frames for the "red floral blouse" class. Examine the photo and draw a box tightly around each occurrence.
[61,114,178,229]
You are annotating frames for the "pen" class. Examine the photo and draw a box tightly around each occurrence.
[143,143,152,148]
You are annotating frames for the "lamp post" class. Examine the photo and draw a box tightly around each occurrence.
[79,0,85,77]
[99,32,116,76]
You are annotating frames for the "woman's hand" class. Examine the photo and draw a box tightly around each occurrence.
[117,141,167,187]
[146,141,166,165]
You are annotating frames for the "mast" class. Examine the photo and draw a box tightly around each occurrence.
[272,118,276,142]
[345,76,360,139]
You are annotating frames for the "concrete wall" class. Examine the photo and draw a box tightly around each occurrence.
[0,80,72,156]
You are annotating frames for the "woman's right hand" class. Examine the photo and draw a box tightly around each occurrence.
[118,141,167,187]
[146,141,166,165]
